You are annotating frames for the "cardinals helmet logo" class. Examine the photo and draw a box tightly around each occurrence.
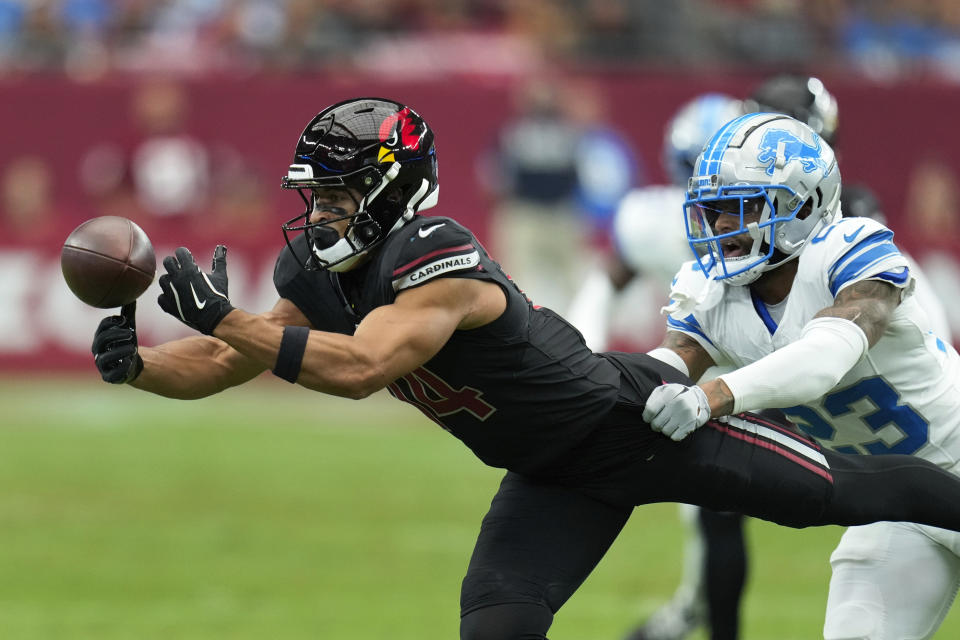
[378,108,423,163]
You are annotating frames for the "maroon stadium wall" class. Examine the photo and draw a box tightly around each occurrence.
[2,72,959,372]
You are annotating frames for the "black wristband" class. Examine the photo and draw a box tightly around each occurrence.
[272,326,310,383]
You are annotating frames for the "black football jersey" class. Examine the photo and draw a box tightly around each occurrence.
[274,216,622,472]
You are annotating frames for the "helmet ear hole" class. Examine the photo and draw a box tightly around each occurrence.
[796,198,814,220]
[356,218,381,243]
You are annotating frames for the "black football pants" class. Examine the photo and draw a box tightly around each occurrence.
[460,407,960,640]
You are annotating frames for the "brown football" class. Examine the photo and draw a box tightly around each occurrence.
[61,216,156,308]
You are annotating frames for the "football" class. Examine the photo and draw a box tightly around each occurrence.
[61,216,157,309]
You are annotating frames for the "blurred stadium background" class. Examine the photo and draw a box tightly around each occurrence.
[3,0,960,638]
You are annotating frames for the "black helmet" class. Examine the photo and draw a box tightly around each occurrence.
[745,75,839,145]
[281,97,439,271]
[840,184,886,225]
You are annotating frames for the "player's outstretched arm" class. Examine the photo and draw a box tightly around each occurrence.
[706,279,901,417]
[151,243,505,399]
[103,244,295,399]
[132,337,264,399]
[644,280,901,440]
[212,276,506,399]
[132,298,307,399]
[91,295,302,399]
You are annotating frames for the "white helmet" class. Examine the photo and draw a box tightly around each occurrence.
[684,112,841,286]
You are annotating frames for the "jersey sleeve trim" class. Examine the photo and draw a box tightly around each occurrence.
[827,230,907,296]
[872,267,910,286]
[393,243,474,276]
[666,313,715,346]
[392,243,480,291]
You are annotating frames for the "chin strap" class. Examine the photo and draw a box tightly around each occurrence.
[314,236,361,272]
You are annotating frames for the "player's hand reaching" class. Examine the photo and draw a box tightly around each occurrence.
[643,383,712,441]
[92,302,143,384]
[158,245,235,335]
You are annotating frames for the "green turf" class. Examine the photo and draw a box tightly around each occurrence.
[2,376,958,639]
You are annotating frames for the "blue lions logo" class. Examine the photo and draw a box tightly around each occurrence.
[756,129,828,176]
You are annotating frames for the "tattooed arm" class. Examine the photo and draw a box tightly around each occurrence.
[813,279,902,346]
[657,330,718,383]
[642,280,901,437]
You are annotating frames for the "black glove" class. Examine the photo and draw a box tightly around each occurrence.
[91,302,143,384]
[157,245,234,335]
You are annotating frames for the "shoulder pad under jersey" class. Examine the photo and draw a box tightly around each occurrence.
[390,217,483,292]
[663,260,725,318]
[805,216,912,297]
[274,233,311,289]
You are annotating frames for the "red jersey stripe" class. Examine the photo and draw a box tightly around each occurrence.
[393,243,474,277]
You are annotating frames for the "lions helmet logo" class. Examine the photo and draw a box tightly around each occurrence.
[377,107,423,164]
[756,129,829,177]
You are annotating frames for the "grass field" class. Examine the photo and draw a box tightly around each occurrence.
[3,376,959,639]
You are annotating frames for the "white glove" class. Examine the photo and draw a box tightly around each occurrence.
[642,383,712,441]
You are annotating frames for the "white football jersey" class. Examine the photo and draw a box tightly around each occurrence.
[665,216,960,468]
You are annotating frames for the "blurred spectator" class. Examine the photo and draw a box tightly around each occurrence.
[905,155,960,237]
[18,2,67,70]
[128,79,210,217]
[566,80,641,246]
[836,0,960,80]
[203,150,270,242]
[502,0,580,62]
[0,1,957,79]
[80,79,211,225]
[0,156,57,243]
[485,78,587,311]
[0,1,25,67]
[901,156,960,341]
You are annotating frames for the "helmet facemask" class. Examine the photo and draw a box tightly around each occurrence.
[282,162,405,271]
[684,185,809,286]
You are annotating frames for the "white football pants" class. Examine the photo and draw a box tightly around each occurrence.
[824,521,960,639]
